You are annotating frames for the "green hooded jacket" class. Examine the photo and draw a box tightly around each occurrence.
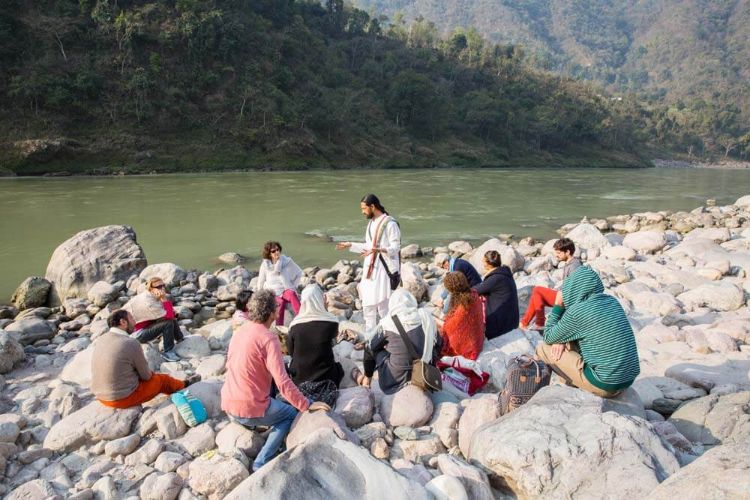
[543,265,640,391]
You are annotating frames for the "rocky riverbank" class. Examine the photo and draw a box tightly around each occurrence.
[1,196,749,499]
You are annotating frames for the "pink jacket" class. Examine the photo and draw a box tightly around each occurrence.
[221,321,310,418]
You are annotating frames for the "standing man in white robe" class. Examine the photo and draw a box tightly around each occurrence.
[336,194,401,338]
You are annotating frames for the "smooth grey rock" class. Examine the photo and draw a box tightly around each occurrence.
[469,385,679,499]
[0,330,25,374]
[173,335,210,359]
[5,478,57,500]
[334,386,374,428]
[45,225,146,306]
[11,277,51,310]
[139,263,186,289]
[125,438,165,466]
[623,231,668,254]
[140,472,183,500]
[286,410,359,449]
[4,318,55,346]
[668,392,750,447]
[436,454,493,500]
[380,385,433,428]
[44,402,141,453]
[648,443,750,499]
[188,454,249,500]
[225,429,430,499]
[86,281,120,307]
[176,424,215,457]
[215,422,263,458]
[458,395,500,458]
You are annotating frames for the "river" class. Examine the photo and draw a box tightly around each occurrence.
[1,167,748,302]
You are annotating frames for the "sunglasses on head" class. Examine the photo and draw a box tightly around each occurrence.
[151,284,166,290]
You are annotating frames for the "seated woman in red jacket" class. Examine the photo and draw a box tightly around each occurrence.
[439,272,485,360]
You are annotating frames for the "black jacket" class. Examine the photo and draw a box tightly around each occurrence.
[453,258,482,288]
[473,266,519,339]
[287,320,343,387]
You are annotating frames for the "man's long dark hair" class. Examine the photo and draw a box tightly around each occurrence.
[361,194,387,214]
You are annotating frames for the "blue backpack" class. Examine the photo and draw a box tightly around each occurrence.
[171,389,208,427]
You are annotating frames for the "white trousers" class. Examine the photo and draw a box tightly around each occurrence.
[364,300,389,339]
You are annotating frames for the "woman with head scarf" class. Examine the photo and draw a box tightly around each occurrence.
[352,289,441,394]
[286,284,344,387]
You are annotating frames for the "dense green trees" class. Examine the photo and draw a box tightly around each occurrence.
[0,0,657,173]
[354,0,750,160]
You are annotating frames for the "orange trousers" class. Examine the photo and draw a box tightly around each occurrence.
[521,286,558,328]
[99,373,185,409]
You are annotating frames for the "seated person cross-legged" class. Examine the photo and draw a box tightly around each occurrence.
[535,266,640,398]
[439,272,485,361]
[287,284,344,387]
[353,289,441,394]
[124,276,184,362]
[92,310,199,409]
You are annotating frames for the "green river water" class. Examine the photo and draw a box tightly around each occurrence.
[1,167,748,302]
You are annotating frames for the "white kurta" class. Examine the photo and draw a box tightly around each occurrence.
[349,214,401,307]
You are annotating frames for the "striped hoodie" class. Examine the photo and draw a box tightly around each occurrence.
[543,265,640,391]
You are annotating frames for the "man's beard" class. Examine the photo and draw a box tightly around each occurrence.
[365,212,374,219]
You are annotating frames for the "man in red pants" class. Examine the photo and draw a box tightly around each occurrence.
[520,238,581,330]
[92,309,199,409]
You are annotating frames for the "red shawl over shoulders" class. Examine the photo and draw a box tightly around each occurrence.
[441,291,485,360]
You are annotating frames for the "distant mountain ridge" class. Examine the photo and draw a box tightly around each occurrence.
[353,0,750,157]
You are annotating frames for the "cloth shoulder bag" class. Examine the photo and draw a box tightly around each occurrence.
[374,216,401,290]
[391,315,442,392]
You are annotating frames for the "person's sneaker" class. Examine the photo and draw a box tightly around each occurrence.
[161,350,180,362]
[184,374,201,387]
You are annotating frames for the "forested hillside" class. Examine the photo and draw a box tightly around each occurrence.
[0,0,654,174]
[353,0,750,159]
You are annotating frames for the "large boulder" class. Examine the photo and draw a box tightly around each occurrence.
[87,281,121,307]
[623,231,668,254]
[334,386,375,428]
[225,429,431,500]
[400,262,428,302]
[380,385,434,427]
[4,318,56,345]
[139,263,187,289]
[188,454,249,500]
[43,401,141,452]
[60,346,94,387]
[468,385,679,499]
[668,392,750,447]
[11,277,51,310]
[677,282,744,312]
[468,243,525,273]
[437,454,494,500]
[286,410,359,449]
[648,443,749,499]
[45,225,147,306]
[458,395,501,458]
[565,223,611,251]
[0,330,25,374]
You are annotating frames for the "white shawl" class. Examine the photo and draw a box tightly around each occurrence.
[379,289,437,363]
[289,284,339,328]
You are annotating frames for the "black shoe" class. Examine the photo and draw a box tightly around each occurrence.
[184,374,201,387]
